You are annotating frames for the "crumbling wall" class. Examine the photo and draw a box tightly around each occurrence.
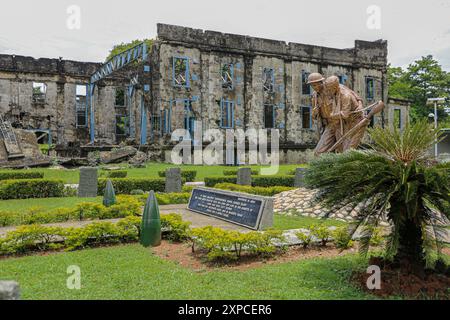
[153,24,389,163]
[0,55,131,154]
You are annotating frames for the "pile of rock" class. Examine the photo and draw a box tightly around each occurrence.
[274,188,361,222]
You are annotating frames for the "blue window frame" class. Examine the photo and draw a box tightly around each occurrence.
[76,84,88,128]
[338,74,348,85]
[301,106,312,129]
[162,108,172,134]
[115,115,129,136]
[301,71,311,95]
[221,64,234,90]
[366,77,375,101]
[151,110,161,135]
[263,68,275,92]
[172,56,190,88]
[184,100,196,140]
[115,87,126,107]
[220,99,235,128]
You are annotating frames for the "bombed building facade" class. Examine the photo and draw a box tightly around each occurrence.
[0,23,409,164]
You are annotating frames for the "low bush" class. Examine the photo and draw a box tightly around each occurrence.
[65,222,123,251]
[223,169,259,176]
[135,193,191,205]
[295,230,313,249]
[204,175,295,188]
[363,225,385,247]
[214,183,294,196]
[182,185,195,193]
[0,171,44,181]
[0,225,67,254]
[191,226,285,261]
[0,179,65,200]
[156,193,191,205]
[0,214,193,256]
[332,226,354,250]
[310,225,332,247]
[161,213,191,242]
[158,170,197,182]
[98,178,165,195]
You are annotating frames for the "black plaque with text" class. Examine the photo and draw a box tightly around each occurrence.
[188,188,264,229]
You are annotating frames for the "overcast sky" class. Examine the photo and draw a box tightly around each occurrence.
[0,0,449,70]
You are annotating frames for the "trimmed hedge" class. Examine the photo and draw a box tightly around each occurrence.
[0,171,44,181]
[214,183,294,196]
[204,176,237,187]
[0,179,65,200]
[158,170,197,182]
[204,175,295,188]
[252,175,295,187]
[223,169,259,176]
[106,171,128,178]
[98,178,165,195]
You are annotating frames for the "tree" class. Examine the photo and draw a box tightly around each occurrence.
[305,121,450,271]
[105,39,154,62]
[387,56,450,125]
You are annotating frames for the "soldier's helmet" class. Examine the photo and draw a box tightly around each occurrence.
[307,73,325,85]
[324,76,340,94]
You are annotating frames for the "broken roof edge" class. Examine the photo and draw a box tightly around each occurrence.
[156,23,388,67]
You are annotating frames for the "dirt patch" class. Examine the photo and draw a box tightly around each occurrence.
[352,256,450,299]
[151,240,355,271]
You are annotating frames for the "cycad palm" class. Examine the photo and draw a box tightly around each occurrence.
[305,121,449,269]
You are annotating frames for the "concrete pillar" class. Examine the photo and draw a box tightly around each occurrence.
[78,167,98,197]
[237,168,252,186]
[165,168,182,193]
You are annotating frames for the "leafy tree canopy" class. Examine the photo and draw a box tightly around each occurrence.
[388,56,450,126]
[105,39,154,62]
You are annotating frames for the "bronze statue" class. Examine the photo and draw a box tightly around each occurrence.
[308,73,385,156]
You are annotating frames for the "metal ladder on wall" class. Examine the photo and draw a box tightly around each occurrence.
[0,115,24,159]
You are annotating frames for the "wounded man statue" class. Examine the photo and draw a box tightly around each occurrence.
[307,73,385,156]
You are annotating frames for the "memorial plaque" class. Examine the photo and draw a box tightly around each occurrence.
[188,187,273,230]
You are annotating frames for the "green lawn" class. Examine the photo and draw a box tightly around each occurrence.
[0,197,103,212]
[0,244,377,300]
[272,215,346,230]
[24,163,305,184]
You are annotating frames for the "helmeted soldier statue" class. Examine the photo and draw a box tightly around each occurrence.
[308,73,385,156]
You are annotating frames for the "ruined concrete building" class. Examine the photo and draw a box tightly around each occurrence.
[0,23,410,164]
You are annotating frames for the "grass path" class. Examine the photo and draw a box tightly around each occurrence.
[0,244,377,300]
